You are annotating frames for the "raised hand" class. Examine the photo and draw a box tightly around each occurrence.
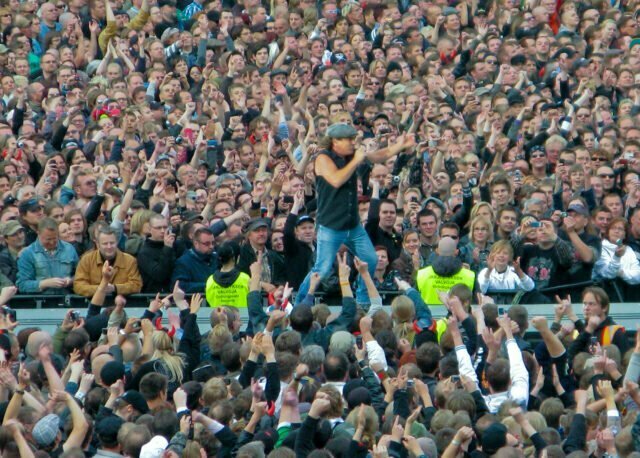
[337,252,351,280]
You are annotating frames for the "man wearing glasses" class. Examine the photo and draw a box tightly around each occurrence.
[172,227,218,293]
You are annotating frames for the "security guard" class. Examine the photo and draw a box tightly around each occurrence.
[416,237,475,305]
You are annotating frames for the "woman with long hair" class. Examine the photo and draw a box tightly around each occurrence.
[64,209,93,256]
[127,294,203,395]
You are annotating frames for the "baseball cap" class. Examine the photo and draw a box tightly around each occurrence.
[182,211,204,222]
[18,198,42,214]
[423,196,446,214]
[567,203,588,216]
[296,215,315,227]
[118,390,149,414]
[140,435,169,458]
[32,414,61,447]
[96,416,125,446]
[0,221,23,237]
[572,57,591,72]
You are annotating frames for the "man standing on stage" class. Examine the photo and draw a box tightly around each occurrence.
[296,123,416,306]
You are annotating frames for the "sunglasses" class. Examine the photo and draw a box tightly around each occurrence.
[598,173,615,178]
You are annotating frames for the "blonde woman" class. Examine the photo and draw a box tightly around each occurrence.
[124,209,154,256]
[460,216,494,273]
[128,294,203,395]
[391,295,416,344]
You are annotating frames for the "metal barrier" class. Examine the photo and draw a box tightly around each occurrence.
[0,280,599,309]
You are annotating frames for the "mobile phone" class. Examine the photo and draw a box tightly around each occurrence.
[616,239,623,246]
[101,328,108,335]
[530,221,541,228]
[451,375,460,383]
[131,320,141,331]
[498,306,505,315]
[15,175,23,183]
[113,177,123,184]
[69,310,80,322]
[407,379,414,388]
[560,212,568,218]
[356,335,363,349]
[282,195,294,204]
[410,196,419,203]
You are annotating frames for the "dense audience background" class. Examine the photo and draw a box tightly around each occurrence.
[0,0,640,456]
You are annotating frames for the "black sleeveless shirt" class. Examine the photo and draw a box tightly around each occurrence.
[315,149,360,231]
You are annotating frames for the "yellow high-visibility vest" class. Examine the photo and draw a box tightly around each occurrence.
[415,265,476,305]
[205,273,250,308]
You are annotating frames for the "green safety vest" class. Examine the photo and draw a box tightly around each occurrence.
[415,265,476,305]
[205,273,250,308]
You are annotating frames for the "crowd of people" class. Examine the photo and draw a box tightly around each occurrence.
[1,0,640,455]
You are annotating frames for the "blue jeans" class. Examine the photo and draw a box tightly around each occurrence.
[297,224,378,306]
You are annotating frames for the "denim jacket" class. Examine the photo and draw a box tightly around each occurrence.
[16,239,79,294]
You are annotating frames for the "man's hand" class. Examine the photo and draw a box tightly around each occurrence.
[106,327,119,346]
[173,387,188,410]
[481,327,502,354]
[309,398,331,419]
[102,260,114,283]
[597,379,615,400]
[574,389,588,407]
[179,415,191,435]
[40,278,68,290]
[586,315,602,333]
[164,229,176,248]
[531,316,548,331]
[114,294,126,310]
[190,293,203,315]
[337,252,351,281]
[173,280,186,304]
[266,310,287,331]
[308,272,321,293]
[497,315,514,338]
[140,318,153,336]
[360,315,373,335]
[17,363,31,389]
[597,428,616,454]
[78,373,94,394]
[37,342,52,362]
[390,416,404,443]
[394,276,411,292]
[109,379,124,399]
[250,252,263,279]
[260,332,276,361]
[402,436,422,456]
[353,256,369,276]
